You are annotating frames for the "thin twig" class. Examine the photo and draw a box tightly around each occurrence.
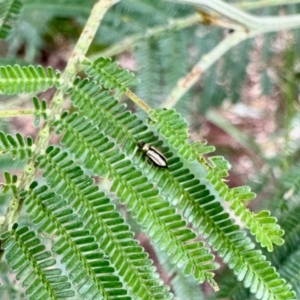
[125,89,152,113]
[162,0,300,108]
[0,109,35,117]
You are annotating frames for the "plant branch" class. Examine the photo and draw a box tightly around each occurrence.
[169,0,300,32]
[0,109,35,117]
[239,0,300,10]
[162,0,300,108]
[162,31,247,108]
[125,89,152,113]
[94,0,300,59]
[205,109,263,156]
[0,0,119,250]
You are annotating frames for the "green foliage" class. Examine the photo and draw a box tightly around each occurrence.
[0,65,61,94]
[56,110,218,281]
[207,167,284,251]
[0,0,23,39]
[220,39,253,102]
[149,108,284,252]
[215,268,253,300]
[0,132,33,160]
[2,172,18,195]
[0,54,296,299]
[271,206,300,268]
[32,96,48,126]
[85,57,138,93]
[1,224,75,299]
[23,182,134,300]
[149,108,215,160]
[33,148,174,299]
[4,0,299,110]
[270,207,300,298]
[1,1,300,299]
[214,202,300,300]
[56,62,294,299]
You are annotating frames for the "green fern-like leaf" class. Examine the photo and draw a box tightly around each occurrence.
[0,131,34,160]
[68,78,137,148]
[23,182,132,300]
[207,169,284,251]
[149,108,214,160]
[154,158,293,299]
[33,150,175,299]
[1,2,298,299]
[56,115,293,298]
[149,108,284,251]
[2,171,18,195]
[32,96,48,127]
[84,57,138,93]
[53,110,219,284]
[0,0,23,39]
[0,65,61,94]
[1,225,75,299]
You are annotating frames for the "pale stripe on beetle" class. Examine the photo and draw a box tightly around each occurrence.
[138,141,168,168]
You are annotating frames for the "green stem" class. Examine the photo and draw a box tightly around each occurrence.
[125,89,152,113]
[0,109,35,117]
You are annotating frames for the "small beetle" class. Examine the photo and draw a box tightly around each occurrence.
[138,141,168,168]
